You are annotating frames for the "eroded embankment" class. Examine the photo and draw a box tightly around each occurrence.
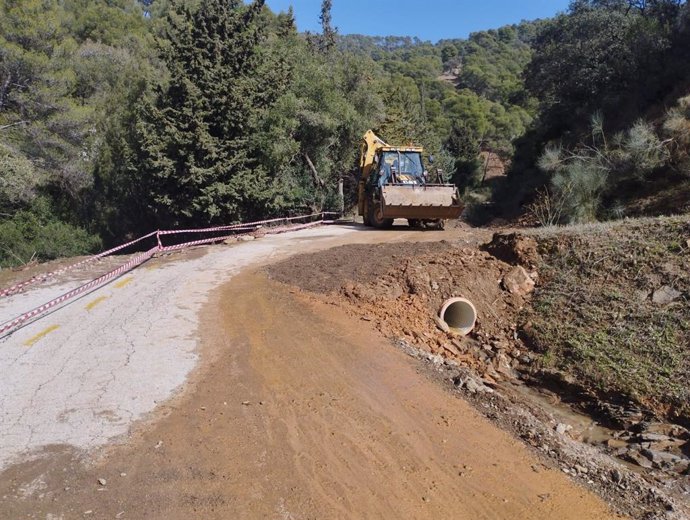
[522,217,690,428]
[267,218,690,519]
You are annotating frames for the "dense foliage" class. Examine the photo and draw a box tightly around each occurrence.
[504,0,690,223]
[1,0,689,266]
[0,0,153,265]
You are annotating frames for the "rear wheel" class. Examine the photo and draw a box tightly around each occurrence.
[362,199,372,226]
[368,197,394,229]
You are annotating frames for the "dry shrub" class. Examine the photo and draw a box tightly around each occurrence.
[527,186,571,227]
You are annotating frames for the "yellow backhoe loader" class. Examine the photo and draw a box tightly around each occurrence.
[358,130,463,229]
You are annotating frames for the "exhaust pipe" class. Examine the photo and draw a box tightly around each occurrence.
[439,298,477,336]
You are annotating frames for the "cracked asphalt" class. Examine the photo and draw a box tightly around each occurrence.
[0,226,357,471]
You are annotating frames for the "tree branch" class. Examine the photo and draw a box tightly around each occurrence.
[304,152,325,188]
[0,120,29,131]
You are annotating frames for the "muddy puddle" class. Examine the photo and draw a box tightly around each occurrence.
[500,382,661,477]
[504,383,616,445]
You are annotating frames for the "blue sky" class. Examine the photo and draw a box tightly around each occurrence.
[263,0,572,42]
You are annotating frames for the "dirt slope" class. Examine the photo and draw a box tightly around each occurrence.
[266,225,690,517]
[0,271,620,519]
[523,217,690,426]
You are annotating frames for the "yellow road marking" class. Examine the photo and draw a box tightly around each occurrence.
[24,325,60,347]
[114,276,134,289]
[85,295,109,311]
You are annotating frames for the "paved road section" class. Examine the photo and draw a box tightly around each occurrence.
[0,226,356,471]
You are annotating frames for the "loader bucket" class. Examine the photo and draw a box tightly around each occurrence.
[380,184,464,220]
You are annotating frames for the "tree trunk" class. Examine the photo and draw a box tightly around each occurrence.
[338,176,344,214]
[481,150,492,184]
[304,153,325,188]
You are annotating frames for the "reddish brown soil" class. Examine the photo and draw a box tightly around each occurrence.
[0,271,620,519]
[268,234,684,518]
[268,241,454,294]
[269,239,531,375]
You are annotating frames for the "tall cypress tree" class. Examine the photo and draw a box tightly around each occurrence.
[133,0,287,227]
[319,0,337,53]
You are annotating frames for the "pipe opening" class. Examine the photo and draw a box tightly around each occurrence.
[439,298,477,336]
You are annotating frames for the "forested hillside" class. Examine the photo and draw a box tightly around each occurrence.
[506,0,690,223]
[1,0,689,267]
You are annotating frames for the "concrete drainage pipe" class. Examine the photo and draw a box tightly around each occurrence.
[439,298,477,336]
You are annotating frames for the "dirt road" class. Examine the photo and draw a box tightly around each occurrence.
[0,225,622,519]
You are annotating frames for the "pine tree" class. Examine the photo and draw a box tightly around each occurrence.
[308,0,338,54]
[132,0,287,227]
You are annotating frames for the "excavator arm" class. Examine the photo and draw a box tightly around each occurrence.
[358,130,388,216]
[359,130,388,180]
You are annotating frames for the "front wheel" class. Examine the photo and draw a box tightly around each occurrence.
[368,198,394,229]
[422,219,445,230]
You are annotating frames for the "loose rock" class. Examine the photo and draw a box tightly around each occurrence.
[555,423,572,436]
[434,316,450,334]
[622,449,654,469]
[652,286,682,305]
[502,266,536,296]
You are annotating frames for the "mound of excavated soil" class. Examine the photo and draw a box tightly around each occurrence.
[268,240,537,379]
[268,241,454,294]
[483,232,540,269]
[268,227,690,512]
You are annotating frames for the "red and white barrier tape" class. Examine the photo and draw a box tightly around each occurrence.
[0,246,158,336]
[262,220,336,235]
[0,212,338,336]
[157,212,337,236]
[1,213,338,299]
[159,233,240,253]
[0,231,159,299]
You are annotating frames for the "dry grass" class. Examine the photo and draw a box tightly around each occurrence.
[523,216,690,425]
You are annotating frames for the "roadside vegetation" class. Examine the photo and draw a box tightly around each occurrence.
[505,1,690,224]
[524,217,690,425]
[1,0,689,266]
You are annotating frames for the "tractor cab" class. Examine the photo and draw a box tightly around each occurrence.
[374,150,427,187]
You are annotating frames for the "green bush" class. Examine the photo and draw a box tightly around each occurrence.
[538,141,608,224]
[537,118,672,224]
[0,205,101,268]
[0,144,41,210]
[611,121,669,181]
[552,159,607,223]
[663,95,690,176]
